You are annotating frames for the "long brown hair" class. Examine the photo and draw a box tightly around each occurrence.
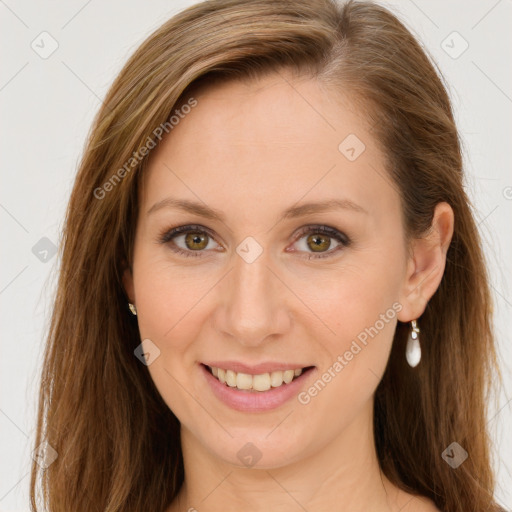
[30,1,504,510]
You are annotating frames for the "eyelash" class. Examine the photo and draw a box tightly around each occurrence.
[157,224,351,260]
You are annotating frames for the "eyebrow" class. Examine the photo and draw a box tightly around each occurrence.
[147,197,367,222]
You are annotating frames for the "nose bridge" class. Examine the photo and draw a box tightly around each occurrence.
[218,244,289,346]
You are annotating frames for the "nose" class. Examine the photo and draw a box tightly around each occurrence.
[213,245,291,347]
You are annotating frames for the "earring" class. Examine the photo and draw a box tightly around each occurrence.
[406,319,421,367]
[128,303,137,316]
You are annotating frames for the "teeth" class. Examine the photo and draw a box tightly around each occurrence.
[283,369,294,383]
[253,373,271,391]
[270,370,283,388]
[225,370,237,387]
[208,365,305,391]
[236,372,252,390]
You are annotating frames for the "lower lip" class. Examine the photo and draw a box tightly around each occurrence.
[200,364,315,412]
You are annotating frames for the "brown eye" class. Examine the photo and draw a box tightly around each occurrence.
[159,224,350,260]
[291,225,351,260]
[158,225,221,258]
[184,232,209,251]
[306,233,332,252]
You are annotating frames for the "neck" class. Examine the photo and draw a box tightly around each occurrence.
[169,400,405,512]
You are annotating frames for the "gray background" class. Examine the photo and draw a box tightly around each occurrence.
[0,0,510,510]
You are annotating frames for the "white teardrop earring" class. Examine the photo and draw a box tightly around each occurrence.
[406,319,421,367]
[128,303,137,316]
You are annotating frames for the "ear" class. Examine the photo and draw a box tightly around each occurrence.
[121,258,135,304]
[397,202,454,323]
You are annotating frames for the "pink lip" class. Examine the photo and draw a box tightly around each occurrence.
[200,363,316,413]
[202,360,308,375]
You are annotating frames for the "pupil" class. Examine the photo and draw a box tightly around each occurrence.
[187,232,206,250]
[309,234,329,252]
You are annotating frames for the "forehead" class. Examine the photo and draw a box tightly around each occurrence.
[139,71,395,223]
[169,71,367,150]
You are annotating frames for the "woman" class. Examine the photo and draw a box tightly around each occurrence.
[30,0,505,511]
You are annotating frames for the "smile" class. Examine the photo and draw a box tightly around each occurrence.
[200,363,316,412]
[207,365,305,391]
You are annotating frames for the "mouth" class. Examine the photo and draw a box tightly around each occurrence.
[203,363,314,392]
[200,362,317,412]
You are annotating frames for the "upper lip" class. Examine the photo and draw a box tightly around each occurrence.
[202,361,312,375]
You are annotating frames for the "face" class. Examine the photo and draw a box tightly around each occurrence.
[124,70,413,468]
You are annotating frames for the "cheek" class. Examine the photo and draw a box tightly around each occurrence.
[298,251,403,395]
[308,283,398,389]
[132,240,216,340]
[299,259,401,344]
[131,255,230,415]
[297,279,400,438]
[132,259,212,417]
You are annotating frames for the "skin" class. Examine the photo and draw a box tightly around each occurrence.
[123,69,453,512]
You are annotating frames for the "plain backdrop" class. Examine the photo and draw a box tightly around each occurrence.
[1,0,511,510]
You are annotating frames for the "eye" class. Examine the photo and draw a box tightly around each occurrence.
[157,224,351,259]
[289,225,351,260]
[157,224,222,258]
